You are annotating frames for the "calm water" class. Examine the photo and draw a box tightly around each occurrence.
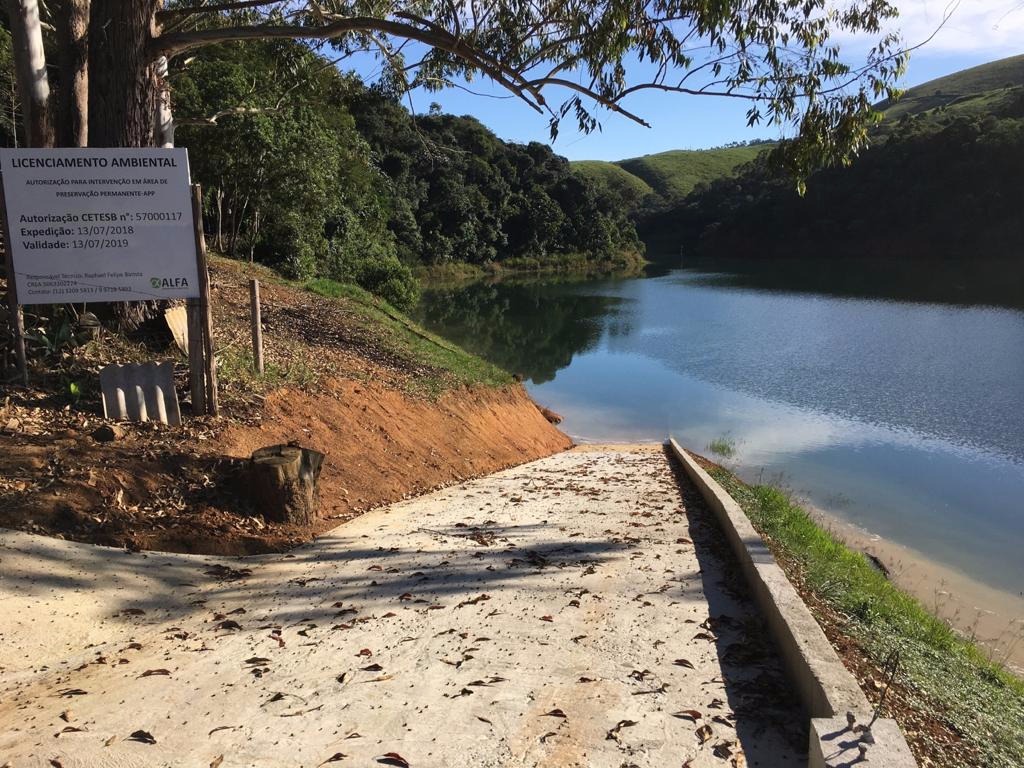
[414,259,1024,595]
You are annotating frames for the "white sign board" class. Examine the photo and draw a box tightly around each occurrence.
[0,148,199,305]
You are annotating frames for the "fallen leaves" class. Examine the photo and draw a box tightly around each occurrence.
[375,752,410,767]
[127,729,157,744]
[139,669,171,678]
[672,658,695,669]
[317,753,347,765]
[542,709,567,719]
[205,565,251,581]
[671,710,702,722]
[695,724,713,744]
[605,719,638,742]
[455,593,491,609]
[54,726,86,737]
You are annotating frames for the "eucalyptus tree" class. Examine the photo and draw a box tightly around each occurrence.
[12,0,904,177]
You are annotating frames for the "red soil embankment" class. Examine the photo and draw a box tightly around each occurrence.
[219,378,572,520]
[0,381,569,555]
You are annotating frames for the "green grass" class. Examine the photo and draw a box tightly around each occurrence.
[571,160,655,207]
[707,435,737,459]
[706,465,1024,767]
[304,277,511,395]
[217,343,318,392]
[615,145,769,201]
[879,53,1024,122]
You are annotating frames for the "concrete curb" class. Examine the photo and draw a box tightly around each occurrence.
[668,438,917,767]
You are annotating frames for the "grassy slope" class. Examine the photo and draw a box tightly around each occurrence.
[572,160,655,204]
[705,463,1024,768]
[572,145,768,206]
[208,256,511,397]
[879,53,1024,121]
[574,54,1024,211]
[304,276,510,392]
[615,145,766,200]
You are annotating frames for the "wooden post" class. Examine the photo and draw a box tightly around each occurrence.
[185,297,205,414]
[0,183,27,386]
[191,184,219,416]
[249,278,264,374]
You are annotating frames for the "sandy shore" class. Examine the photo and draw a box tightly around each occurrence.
[802,500,1024,676]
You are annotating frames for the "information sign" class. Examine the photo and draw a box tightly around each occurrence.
[0,148,199,304]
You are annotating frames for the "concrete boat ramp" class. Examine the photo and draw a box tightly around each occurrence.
[0,445,905,767]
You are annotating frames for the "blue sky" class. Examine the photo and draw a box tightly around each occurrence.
[352,0,1024,161]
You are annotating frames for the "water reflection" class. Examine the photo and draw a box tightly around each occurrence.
[416,277,632,383]
[416,262,1024,595]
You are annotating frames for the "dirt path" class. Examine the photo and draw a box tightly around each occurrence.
[0,446,805,767]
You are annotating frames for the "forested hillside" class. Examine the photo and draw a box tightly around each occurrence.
[169,40,643,307]
[0,31,642,308]
[641,55,1024,259]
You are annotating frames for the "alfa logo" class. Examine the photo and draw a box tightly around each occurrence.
[150,277,190,289]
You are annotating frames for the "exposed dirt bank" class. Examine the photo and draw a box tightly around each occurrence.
[218,378,573,522]
[0,380,569,556]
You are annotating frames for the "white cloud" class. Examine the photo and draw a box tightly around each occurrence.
[893,0,1024,54]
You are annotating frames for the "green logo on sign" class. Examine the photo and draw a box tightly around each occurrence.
[150,277,190,290]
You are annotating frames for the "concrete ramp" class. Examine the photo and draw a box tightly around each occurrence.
[0,446,806,767]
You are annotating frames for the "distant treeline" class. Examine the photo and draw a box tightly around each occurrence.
[640,92,1024,260]
[170,40,641,308]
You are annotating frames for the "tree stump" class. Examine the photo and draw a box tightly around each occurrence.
[248,444,325,525]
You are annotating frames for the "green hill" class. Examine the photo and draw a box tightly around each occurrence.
[646,54,1024,261]
[572,160,655,210]
[879,53,1024,122]
[572,143,772,215]
[614,145,768,201]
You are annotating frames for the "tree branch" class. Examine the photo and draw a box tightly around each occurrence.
[156,0,285,23]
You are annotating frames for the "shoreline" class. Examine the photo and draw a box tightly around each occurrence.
[571,438,1024,675]
[800,498,1024,675]
[415,250,649,285]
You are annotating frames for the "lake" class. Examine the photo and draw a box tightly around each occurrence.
[414,258,1024,608]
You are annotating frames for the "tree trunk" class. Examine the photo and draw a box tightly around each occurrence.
[153,55,175,148]
[215,187,224,251]
[6,0,53,147]
[249,207,259,262]
[55,0,89,147]
[87,0,163,327]
[248,445,325,525]
[87,0,159,147]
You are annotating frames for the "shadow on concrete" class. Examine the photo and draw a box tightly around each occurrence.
[664,444,810,767]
